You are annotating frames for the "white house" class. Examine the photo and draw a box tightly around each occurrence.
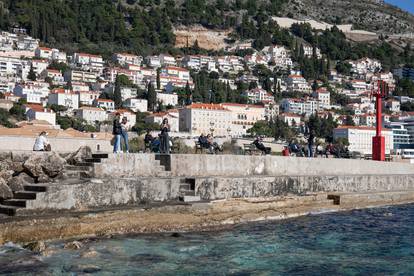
[157,92,178,107]
[13,82,50,104]
[74,106,108,123]
[280,112,302,127]
[47,88,79,110]
[123,98,148,113]
[312,88,331,108]
[77,90,100,106]
[35,47,53,59]
[243,88,275,104]
[221,103,267,136]
[94,98,115,111]
[25,104,56,125]
[281,98,321,116]
[112,53,142,66]
[333,126,393,155]
[286,74,311,93]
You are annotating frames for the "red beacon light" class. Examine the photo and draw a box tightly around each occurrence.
[371,80,389,161]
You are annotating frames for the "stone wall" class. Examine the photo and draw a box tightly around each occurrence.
[22,174,414,211]
[0,136,112,153]
[95,154,414,178]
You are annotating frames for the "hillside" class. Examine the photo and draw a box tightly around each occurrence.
[283,0,414,35]
[0,0,412,58]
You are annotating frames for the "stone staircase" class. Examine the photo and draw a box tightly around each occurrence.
[0,153,109,217]
[0,184,48,216]
[179,178,201,203]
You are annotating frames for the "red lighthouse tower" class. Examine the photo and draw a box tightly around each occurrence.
[372,80,389,161]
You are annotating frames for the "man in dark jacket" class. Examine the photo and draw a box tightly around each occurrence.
[113,113,122,153]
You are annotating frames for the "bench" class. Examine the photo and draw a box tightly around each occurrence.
[243,143,262,155]
[195,141,207,154]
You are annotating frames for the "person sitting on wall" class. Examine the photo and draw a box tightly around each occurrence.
[253,136,271,155]
[198,134,209,149]
[144,130,154,153]
[33,131,50,151]
[207,134,222,154]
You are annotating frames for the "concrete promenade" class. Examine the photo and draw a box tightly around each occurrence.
[1,153,414,244]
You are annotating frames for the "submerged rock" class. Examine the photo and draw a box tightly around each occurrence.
[65,264,101,273]
[80,250,99,258]
[64,241,83,250]
[23,241,47,254]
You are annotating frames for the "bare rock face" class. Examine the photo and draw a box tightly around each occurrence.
[23,152,66,180]
[8,173,32,192]
[0,178,12,200]
[66,146,92,165]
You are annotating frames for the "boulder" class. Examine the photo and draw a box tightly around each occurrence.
[0,170,14,184]
[8,173,32,192]
[0,178,12,200]
[0,152,12,162]
[23,152,66,180]
[41,152,66,178]
[8,162,24,174]
[64,241,83,250]
[66,146,92,165]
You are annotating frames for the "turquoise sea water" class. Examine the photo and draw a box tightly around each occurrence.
[1,204,414,275]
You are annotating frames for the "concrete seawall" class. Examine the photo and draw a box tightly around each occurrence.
[93,154,414,178]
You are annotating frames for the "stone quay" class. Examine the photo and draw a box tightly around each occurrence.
[0,149,414,244]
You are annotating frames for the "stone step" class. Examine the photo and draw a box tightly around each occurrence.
[179,184,192,191]
[2,199,27,208]
[92,153,109,159]
[181,190,196,196]
[179,195,201,203]
[24,184,48,192]
[0,204,17,216]
[74,162,94,167]
[85,158,102,163]
[13,191,37,200]
[156,171,172,177]
[64,165,92,172]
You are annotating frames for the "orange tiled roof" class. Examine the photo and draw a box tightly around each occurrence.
[187,103,229,111]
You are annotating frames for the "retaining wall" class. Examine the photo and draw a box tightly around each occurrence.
[95,154,414,178]
[23,174,414,212]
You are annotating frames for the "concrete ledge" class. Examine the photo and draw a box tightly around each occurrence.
[16,174,414,213]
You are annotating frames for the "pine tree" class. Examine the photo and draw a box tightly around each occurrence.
[27,64,37,81]
[147,82,157,111]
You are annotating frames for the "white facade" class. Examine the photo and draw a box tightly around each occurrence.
[281,98,321,116]
[74,107,108,123]
[113,53,142,66]
[13,82,50,104]
[123,98,148,113]
[280,113,302,127]
[312,89,331,108]
[77,91,100,106]
[25,104,56,125]
[159,54,177,66]
[221,103,267,136]
[333,126,393,155]
[35,47,53,59]
[157,92,178,107]
[243,88,275,104]
[287,75,311,92]
[94,99,115,111]
[48,89,79,110]
[179,103,232,137]
[0,55,31,81]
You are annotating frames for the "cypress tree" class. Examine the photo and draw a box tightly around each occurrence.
[27,64,37,81]
[114,75,123,109]
[147,82,157,111]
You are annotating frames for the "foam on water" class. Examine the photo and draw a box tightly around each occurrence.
[1,204,414,275]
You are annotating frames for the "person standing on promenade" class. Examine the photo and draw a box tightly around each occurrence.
[120,116,129,153]
[159,118,170,154]
[112,112,122,153]
[307,130,315,158]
